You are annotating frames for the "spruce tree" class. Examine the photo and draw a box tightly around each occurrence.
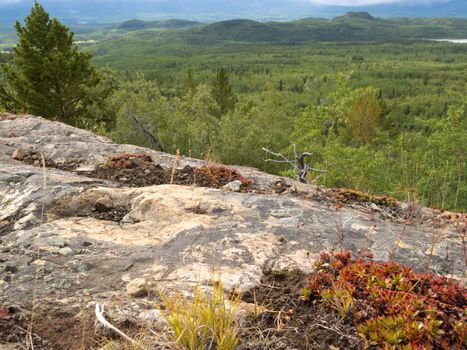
[0,2,98,125]
[210,67,235,118]
[183,69,197,97]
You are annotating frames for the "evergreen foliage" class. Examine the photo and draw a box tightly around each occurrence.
[183,69,197,97]
[210,68,235,118]
[0,2,100,126]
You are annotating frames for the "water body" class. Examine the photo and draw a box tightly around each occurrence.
[74,40,98,45]
[428,39,467,44]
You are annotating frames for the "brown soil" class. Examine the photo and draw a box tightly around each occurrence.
[84,154,252,191]
[0,306,62,350]
[0,306,49,349]
[83,204,132,222]
[237,272,361,350]
[13,151,253,191]
[32,314,98,350]
[0,306,129,350]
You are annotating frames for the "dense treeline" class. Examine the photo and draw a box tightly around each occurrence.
[1,5,465,211]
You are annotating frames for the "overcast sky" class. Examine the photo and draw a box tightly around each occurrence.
[309,0,447,4]
[0,0,451,5]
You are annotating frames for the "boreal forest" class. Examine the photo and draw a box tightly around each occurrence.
[1,7,466,211]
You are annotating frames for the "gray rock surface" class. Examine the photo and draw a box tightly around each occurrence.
[0,114,465,326]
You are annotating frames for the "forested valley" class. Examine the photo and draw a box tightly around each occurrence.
[1,10,466,211]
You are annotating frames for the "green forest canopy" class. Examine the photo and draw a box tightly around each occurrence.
[1,7,466,211]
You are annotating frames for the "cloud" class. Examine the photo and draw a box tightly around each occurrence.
[0,0,451,7]
[307,0,448,5]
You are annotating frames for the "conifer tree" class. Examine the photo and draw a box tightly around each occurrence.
[0,2,98,125]
[210,67,235,118]
[183,69,197,97]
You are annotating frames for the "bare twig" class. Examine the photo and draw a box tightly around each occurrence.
[128,110,165,152]
[95,303,143,348]
[388,221,408,261]
[263,144,326,184]
[170,149,180,185]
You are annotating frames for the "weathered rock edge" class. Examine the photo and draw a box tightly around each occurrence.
[0,114,465,324]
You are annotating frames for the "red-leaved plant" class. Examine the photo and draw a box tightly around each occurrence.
[303,251,466,349]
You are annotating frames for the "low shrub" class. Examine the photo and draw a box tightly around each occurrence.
[303,250,466,349]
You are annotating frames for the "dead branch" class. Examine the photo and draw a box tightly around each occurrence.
[128,110,165,152]
[263,144,326,184]
[95,303,143,348]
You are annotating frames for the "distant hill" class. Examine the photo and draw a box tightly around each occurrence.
[117,19,201,31]
[335,12,376,21]
[196,20,283,43]
[184,15,467,44]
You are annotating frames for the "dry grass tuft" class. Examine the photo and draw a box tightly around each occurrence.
[157,277,239,350]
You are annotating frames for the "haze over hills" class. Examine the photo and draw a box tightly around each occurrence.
[0,0,466,27]
[117,19,201,31]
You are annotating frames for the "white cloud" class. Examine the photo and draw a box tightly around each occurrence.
[0,0,451,6]
[308,0,447,5]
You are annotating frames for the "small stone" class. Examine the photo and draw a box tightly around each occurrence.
[58,247,72,256]
[130,157,148,168]
[126,278,148,297]
[370,203,381,211]
[263,256,299,275]
[75,164,96,172]
[95,197,114,212]
[223,180,242,192]
[12,148,27,161]
[4,262,17,273]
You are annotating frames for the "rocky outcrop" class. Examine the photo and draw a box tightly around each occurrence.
[0,114,465,348]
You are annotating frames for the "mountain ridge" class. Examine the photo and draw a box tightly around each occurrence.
[1,0,466,25]
[172,15,467,44]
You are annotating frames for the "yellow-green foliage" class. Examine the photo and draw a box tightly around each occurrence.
[321,285,355,319]
[157,277,239,350]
